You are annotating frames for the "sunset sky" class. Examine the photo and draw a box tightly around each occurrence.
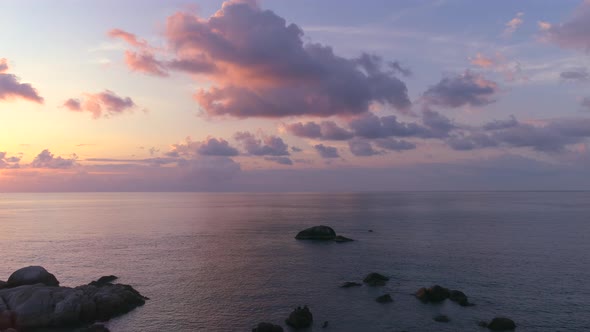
[1,0,590,191]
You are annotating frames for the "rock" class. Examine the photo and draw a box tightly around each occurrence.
[252,322,283,332]
[415,285,450,303]
[487,317,516,331]
[434,315,450,323]
[363,273,389,286]
[285,306,313,329]
[449,290,470,306]
[339,282,362,288]
[7,266,59,288]
[0,311,17,330]
[295,225,336,240]
[368,230,373,232]
[322,321,329,328]
[333,235,354,242]
[89,275,118,287]
[0,281,7,290]
[0,276,147,329]
[479,321,488,327]
[79,324,111,332]
[376,294,393,303]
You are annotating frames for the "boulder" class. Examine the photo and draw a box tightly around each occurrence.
[415,285,450,303]
[90,276,118,287]
[363,273,389,286]
[339,281,362,288]
[434,315,450,323]
[333,235,354,243]
[449,290,470,306]
[375,294,393,303]
[0,281,7,290]
[285,306,313,329]
[252,322,283,332]
[295,226,336,240]
[487,317,516,331]
[7,266,59,288]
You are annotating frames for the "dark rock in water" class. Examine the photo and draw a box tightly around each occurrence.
[79,324,111,332]
[340,281,362,288]
[333,235,354,242]
[363,273,389,286]
[415,285,450,303]
[295,225,336,240]
[434,315,450,323]
[90,275,118,287]
[487,317,516,331]
[0,280,7,290]
[7,266,59,288]
[0,267,147,329]
[322,321,329,328]
[252,322,284,332]
[285,306,313,329]
[0,311,17,330]
[449,290,470,306]
[479,321,489,327]
[376,294,393,303]
[368,229,373,232]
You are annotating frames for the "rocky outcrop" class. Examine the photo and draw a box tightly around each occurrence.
[252,322,283,332]
[415,285,471,306]
[333,235,354,242]
[486,317,516,331]
[375,294,393,303]
[339,281,362,288]
[0,281,7,290]
[434,315,450,323]
[89,275,118,287]
[363,273,389,286]
[0,267,147,330]
[295,226,354,242]
[285,306,313,329]
[6,266,59,288]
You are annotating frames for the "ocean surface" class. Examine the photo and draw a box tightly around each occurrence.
[0,192,589,331]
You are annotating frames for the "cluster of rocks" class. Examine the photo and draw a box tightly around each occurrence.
[295,225,354,242]
[0,266,148,332]
[415,284,472,307]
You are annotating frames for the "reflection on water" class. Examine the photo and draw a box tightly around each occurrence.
[0,192,589,331]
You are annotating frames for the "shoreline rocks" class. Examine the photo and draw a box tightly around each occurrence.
[485,317,517,331]
[363,273,389,286]
[285,306,313,329]
[415,285,472,306]
[0,266,147,330]
[252,322,283,332]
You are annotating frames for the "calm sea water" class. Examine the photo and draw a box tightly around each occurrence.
[0,192,589,331]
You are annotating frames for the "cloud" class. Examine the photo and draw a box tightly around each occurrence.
[64,90,136,118]
[234,131,290,156]
[0,152,20,169]
[374,138,416,151]
[108,29,149,48]
[31,149,77,169]
[264,156,293,165]
[469,53,495,68]
[124,51,169,77]
[348,111,445,139]
[285,121,353,140]
[314,144,340,158]
[504,12,524,37]
[560,68,589,82]
[423,70,499,108]
[468,53,526,82]
[582,97,590,111]
[0,58,44,104]
[113,1,411,118]
[167,137,240,157]
[348,139,381,156]
[539,1,590,51]
[449,117,590,152]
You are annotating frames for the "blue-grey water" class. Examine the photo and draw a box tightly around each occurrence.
[0,192,589,331]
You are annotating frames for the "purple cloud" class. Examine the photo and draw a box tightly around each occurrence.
[168,137,240,157]
[286,121,353,140]
[423,71,498,108]
[64,90,136,119]
[374,138,416,151]
[234,131,290,156]
[314,144,340,158]
[31,150,77,169]
[348,139,381,156]
[0,58,44,104]
[539,2,590,52]
[560,68,589,82]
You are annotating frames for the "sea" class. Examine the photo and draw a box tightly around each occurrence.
[0,192,588,331]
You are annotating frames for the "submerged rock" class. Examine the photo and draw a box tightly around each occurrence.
[449,290,470,306]
[295,226,336,240]
[487,317,516,331]
[7,266,59,288]
[363,273,389,286]
[252,322,283,332]
[376,294,393,303]
[340,281,362,288]
[434,315,450,323]
[285,306,313,329]
[333,235,354,242]
[0,267,147,330]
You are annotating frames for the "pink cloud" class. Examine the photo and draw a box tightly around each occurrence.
[0,58,44,104]
[539,1,590,51]
[64,90,136,119]
[108,29,149,49]
[124,51,168,77]
[503,12,524,37]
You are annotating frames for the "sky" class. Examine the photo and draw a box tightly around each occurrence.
[1,0,590,191]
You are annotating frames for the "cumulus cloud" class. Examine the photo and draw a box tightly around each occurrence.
[0,152,20,169]
[167,137,239,157]
[314,144,340,158]
[264,156,293,165]
[560,68,589,82]
[0,58,44,104]
[483,115,519,130]
[348,139,381,156]
[374,138,416,151]
[449,117,590,152]
[64,90,136,118]
[582,97,590,111]
[31,150,77,169]
[348,111,449,139]
[112,1,411,117]
[234,131,290,156]
[469,53,526,82]
[286,121,353,140]
[124,51,169,77]
[504,12,524,37]
[539,1,590,51]
[423,71,499,108]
